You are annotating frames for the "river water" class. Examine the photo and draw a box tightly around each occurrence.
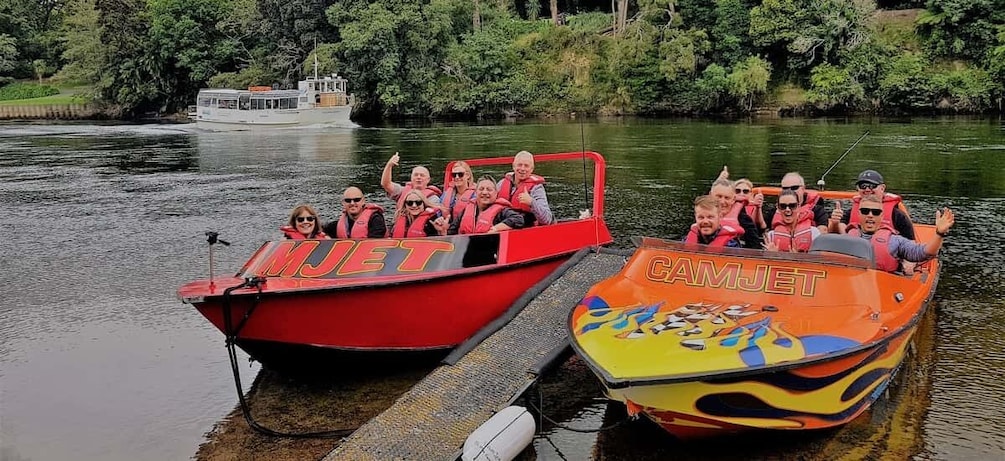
[0,118,1002,460]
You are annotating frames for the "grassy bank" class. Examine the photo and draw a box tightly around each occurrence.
[0,82,92,106]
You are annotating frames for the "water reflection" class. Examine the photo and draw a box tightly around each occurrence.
[0,119,1003,461]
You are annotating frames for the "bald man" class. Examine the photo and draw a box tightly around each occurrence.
[381,152,442,210]
[324,186,388,238]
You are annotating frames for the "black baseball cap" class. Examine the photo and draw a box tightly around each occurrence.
[856,170,884,185]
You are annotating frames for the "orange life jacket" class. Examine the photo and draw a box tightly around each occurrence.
[848,193,903,231]
[441,186,476,222]
[721,201,747,239]
[497,172,545,215]
[335,204,385,239]
[391,208,436,238]
[396,184,443,210]
[279,225,327,240]
[848,224,900,272]
[458,198,512,234]
[684,224,741,247]
[768,211,815,252]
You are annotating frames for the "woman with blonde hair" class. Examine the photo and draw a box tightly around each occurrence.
[441,160,476,222]
[281,204,328,239]
[391,190,444,238]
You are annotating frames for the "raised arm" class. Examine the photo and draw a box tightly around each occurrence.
[381,152,400,195]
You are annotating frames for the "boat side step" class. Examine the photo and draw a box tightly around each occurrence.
[324,249,626,461]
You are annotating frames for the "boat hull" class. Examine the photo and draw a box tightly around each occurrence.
[570,226,940,438]
[195,105,354,131]
[606,320,919,438]
[192,256,567,366]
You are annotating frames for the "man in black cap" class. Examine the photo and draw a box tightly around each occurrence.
[828,169,916,239]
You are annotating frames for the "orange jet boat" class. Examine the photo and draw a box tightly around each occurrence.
[569,189,940,439]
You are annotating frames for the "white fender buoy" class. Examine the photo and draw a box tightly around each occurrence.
[461,405,536,461]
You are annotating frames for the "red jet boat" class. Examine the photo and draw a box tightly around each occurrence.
[178,152,612,369]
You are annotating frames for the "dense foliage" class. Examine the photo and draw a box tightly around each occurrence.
[0,82,60,100]
[2,0,1003,117]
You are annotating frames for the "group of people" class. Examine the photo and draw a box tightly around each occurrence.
[686,166,956,274]
[280,150,555,241]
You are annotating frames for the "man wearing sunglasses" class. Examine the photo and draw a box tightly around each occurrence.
[324,187,388,238]
[764,172,830,233]
[846,194,955,273]
[828,170,916,240]
[381,152,443,210]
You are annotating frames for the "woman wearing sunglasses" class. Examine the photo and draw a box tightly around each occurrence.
[763,190,818,252]
[441,161,476,222]
[281,204,328,239]
[391,190,443,238]
[733,178,767,231]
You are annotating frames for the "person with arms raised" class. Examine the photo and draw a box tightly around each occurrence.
[381,152,442,210]
[846,194,954,273]
[828,169,916,239]
[710,178,761,248]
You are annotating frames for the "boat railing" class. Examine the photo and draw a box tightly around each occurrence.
[445,151,606,219]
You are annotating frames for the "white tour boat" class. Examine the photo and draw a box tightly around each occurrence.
[194,73,355,131]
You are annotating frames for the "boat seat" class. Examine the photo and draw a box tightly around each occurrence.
[809,234,875,264]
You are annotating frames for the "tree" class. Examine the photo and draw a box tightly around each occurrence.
[58,0,103,85]
[806,63,865,110]
[749,0,874,71]
[327,0,456,115]
[728,55,771,110]
[917,0,1004,62]
[0,34,17,75]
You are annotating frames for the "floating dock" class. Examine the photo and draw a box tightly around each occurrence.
[324,248,626,461]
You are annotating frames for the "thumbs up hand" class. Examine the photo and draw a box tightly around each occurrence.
[716,165,729,181]
[830,201,844,223]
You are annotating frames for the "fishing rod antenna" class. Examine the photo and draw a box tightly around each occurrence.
[817,131,870,190]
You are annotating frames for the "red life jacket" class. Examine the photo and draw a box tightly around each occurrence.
[458,198,512,234]
[848,193,903,230]
[441,186,476,221]
[391,208,436,238]
[848,224,900,272]
[396,184,443,210]
[335,204,386,239]
[721,201,747,239]
[684,224,741,247]
[771,190,822,228]
[768,211,815,252]
[497,172,545,214]
[744,203,759,219]
[279,225,327,240]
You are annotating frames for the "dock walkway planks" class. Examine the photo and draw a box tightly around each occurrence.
[325,249,626,461]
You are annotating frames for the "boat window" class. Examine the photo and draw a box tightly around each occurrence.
[239,95,250,110]
[266,99,273,109]
[198,97,211,107]
[279,98,288,109]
